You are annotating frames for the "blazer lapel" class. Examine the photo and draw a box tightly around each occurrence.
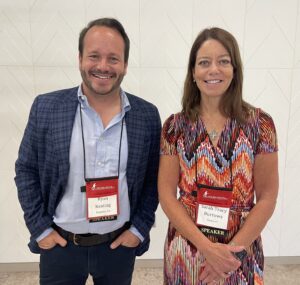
[52,88,79,186]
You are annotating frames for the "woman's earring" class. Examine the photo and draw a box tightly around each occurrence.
[193,78,196,83]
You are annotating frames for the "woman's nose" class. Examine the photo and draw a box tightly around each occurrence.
[208,61,220,74]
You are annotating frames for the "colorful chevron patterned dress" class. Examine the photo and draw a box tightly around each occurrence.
[160,108,278,285]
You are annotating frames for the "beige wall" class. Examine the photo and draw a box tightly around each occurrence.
[0,0,299,262]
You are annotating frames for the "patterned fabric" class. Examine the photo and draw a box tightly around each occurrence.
[15,87,161,256]
[160,108,277,285]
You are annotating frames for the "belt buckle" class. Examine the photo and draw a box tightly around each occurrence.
[73,234,79,246]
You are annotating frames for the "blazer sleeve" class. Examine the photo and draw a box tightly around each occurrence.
[15,96,53,239]
[131,106,161,254]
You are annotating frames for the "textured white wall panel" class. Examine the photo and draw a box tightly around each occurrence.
[296,13,300,68]
[34,67,80,94]
[30,0,85,66]
[0,2,31,66]
[281,168,300,256]
[122,68,140,96]
[140,0,193,68]
[281,67,300,256]
[0,0,299,262]
[193,0,246,48]
[140,68,183,121]
[244,0,297,69]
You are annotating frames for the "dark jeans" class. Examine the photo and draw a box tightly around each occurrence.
[39,241,136,285]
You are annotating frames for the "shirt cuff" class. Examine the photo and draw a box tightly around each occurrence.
[129,226,144,243]
[36,228,54,242]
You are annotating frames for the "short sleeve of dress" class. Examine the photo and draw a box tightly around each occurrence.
[160,114,178,155]
[256,109,278,154]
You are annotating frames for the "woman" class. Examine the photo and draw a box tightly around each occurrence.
[158,27,278,285]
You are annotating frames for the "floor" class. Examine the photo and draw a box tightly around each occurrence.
[0,264,300,284]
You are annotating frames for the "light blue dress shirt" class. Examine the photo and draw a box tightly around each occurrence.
[37,86,143,242]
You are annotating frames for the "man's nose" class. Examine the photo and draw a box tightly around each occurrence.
[96,59,109,71]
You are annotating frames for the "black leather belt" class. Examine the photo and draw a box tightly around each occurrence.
[53,223,129,247]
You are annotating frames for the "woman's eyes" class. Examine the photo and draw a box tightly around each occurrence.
[198,60,209,66]
[197,59,231,67]
[219,59,231,65]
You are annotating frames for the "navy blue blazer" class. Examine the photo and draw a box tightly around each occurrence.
[15,87,161,256]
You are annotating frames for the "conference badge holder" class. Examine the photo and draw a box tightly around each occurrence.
[195,184,233,237]
[85,176,119,222]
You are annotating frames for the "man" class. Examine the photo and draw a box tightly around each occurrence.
[15,18,161,285]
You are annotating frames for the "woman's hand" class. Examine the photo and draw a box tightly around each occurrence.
[200,242,242,281]
[200,260,235,284]
[200,262,223,284]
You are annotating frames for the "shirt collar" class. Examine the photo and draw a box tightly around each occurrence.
[77,86,131,114]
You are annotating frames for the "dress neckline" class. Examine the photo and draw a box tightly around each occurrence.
[198,116,230,149]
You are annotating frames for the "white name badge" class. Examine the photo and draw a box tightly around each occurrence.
[85,177,119,221]
[88,195,118,218]
[196,204,230,229]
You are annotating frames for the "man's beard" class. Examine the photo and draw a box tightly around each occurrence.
[80,69,125,97]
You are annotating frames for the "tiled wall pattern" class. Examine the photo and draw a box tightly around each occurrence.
[0,0,299,262]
